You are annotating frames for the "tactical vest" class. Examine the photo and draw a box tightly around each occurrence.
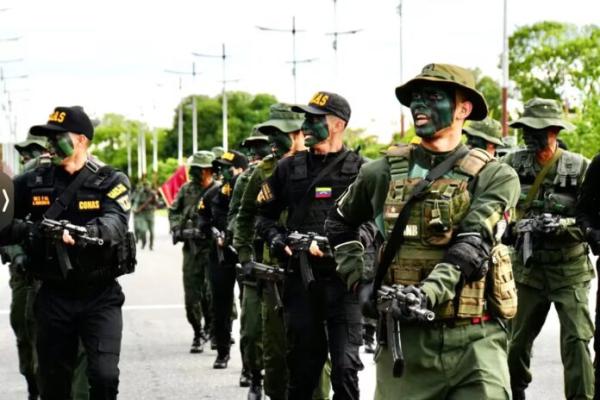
[383,145,493,319]
[287,150,363,235]
[511,149,587,259]
[25,161,133,283]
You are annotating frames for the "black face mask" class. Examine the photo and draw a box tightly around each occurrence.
[189,167,203,182]
[248,143,271,160]
[523,127,549,152]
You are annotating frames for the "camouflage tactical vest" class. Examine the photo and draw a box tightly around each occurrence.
[383,145,493,319]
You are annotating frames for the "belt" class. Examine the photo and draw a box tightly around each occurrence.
[433,314,492,328]
[532,243,587,264]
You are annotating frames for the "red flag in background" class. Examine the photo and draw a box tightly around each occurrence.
[158,165,188,207]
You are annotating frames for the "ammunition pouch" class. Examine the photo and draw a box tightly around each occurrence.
[114,231,137,276]
[486,243,518,319]
[531,243,588,264]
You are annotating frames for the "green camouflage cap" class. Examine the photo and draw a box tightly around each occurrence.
[509,97,575,131]
[242,126,269,147]
[255,103,304,135]
[187,150,215,168]
[395,63,488,121]
[211,146,225,159]
[463,118,504,146]
[14,134,47,153]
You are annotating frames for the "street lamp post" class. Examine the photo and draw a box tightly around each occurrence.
[165,67,196,164]
[502,0,509,138]
[325,0,362,90]
[257,17,317,103]
[398,0,405,137]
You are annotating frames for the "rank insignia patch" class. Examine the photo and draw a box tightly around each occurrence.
[221,183,232,196]
[116,194,131,212]
[257,183,273,204]
[107,183,127,199]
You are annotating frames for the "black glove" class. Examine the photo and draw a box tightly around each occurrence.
[269,233,288,260]
[171,229,182,244]
[12,254,28,274]
[241,261,254,279]
[390,285,429,322]
[540,214,561,233]
[585,228,600,255]
[443,233,490,282]
[85,224,101,239]
[358,281,378,319]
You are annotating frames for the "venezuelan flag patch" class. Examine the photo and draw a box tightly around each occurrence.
[315,187,332,199]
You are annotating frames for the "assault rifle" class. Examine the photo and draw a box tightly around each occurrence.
[377,284,435,378]
[235,260,286,310]
[515,213,561,266]
[33,218,104,278]
[286,231,331,290]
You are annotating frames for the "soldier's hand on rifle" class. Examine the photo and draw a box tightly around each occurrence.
[270,233,292,258]
[308,239,324,257]
[392,285,430,322]
[62,229,76,246]
[541,214,561,233]
[356,281,378,319]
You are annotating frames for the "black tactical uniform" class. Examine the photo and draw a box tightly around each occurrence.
[199,150,248,368]
[2,106,134,400]
[576,152,600,395]
[256,147,365,399]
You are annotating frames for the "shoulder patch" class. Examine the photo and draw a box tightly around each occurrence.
[115,194,131,212]
[456,148,493,177]
[107,183,128,199]
[385,144,413,158]
[256,182,274,204]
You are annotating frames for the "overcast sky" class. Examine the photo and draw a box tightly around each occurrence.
[0,0,598,144]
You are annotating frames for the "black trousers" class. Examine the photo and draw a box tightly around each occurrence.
[283,273,364,400]
[208,248,237,356]
[34,280,124,400]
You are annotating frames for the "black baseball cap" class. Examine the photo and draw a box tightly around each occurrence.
[212,150,249,170]
[30,106,94,140]
[292,91,351,123]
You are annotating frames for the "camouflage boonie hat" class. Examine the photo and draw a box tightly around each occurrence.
[395,63,488,121]
[188,150,215,168]
[509,97,575,132]
[211,146,225,159]
[242,126,269,147]
[255,103,304,135]
[14,134,47,153]
[463,118,504,146]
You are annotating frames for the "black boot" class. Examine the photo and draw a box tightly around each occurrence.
[190,334,204,354]
[25,374,39,400]
[247,370,262,400]
[239,368,251,387]
[213,351,230,369]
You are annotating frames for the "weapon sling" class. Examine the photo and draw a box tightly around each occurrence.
[372,145,469,296]
[43,160,99,275]
[521,148,562,213]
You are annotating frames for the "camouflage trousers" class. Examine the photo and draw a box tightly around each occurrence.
[182,244,212,337]
[134,211,155,250]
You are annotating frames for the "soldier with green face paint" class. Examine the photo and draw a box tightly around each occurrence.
[503,98,594,400]
[463,117,504,157]
[132,176,158,250]
[169,151,217,354]
[234,103,305,400]
[227,130,270,389]
[325,64,520,399]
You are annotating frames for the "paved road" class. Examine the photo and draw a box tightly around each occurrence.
[0,215,596,399]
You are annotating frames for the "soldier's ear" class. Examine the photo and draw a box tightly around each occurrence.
[455,100,473,122]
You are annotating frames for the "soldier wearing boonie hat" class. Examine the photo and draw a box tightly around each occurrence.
[326,63,520,399]
[504,98,593,400]
[463,117,504,156]
[169,150,217,354]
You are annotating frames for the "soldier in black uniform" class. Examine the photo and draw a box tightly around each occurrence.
[0,106,135,400]
[199,150,249,369]
[576,152,600,398]
[256,92,365,400]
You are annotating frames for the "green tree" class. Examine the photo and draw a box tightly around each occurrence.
[474,71,502,120]
[509,21,600,101]
[344,128,387,160]
[162,91,277,157]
